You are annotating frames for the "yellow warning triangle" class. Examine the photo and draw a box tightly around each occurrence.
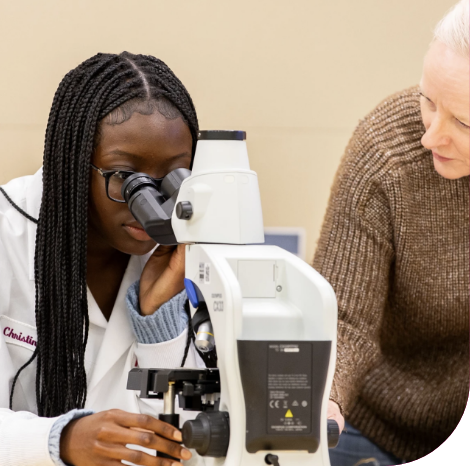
[285,409,294,418]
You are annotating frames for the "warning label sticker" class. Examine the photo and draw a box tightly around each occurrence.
[267,343,312,434]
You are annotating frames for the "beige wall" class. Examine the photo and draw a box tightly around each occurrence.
[0,0,455,261]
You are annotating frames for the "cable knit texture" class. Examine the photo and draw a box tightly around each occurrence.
[49,409,94,466]
[313,86,469,461]
[126,282,188,343]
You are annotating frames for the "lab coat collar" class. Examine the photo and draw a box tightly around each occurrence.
[87,254,143,393]
[87,288,109,329]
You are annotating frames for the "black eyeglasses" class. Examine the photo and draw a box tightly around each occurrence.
[90,164,164,203]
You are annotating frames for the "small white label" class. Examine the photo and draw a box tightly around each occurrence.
[199,262,205,284]
[0,315,37,351]
[198,262,211,285]
[204,263,211,284]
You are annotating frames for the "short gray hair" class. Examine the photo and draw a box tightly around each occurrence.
[433,0,469,56]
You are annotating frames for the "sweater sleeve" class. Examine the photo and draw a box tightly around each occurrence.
[49,409,94,466]
[126,280,188,344]
[125,282,205,371]
[313,118,395,416]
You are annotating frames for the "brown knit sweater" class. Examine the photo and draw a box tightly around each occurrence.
[313,87,469,461]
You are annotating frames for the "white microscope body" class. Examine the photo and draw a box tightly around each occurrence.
[125,130,337,466]
[171,131,338,466]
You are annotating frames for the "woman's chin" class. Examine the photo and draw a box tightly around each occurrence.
[114,236,156,256]
[432,158,468,180]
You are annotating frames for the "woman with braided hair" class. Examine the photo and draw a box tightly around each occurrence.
[0,52,206,465]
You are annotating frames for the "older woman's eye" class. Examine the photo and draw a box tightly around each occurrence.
[456,119,470,130]
[419,92,436,110]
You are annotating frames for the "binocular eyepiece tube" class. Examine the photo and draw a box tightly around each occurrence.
[121,168,191,245]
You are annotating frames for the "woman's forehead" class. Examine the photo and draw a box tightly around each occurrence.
[422,41,469,116]
[94,111,192,166]
[100,112,191,146]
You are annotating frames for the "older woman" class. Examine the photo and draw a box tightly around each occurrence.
[317,1,469,465]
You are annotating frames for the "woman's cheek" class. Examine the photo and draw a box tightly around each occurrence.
[457,139,470,172]
[89,181,124,235]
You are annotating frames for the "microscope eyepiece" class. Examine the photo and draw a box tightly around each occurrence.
[121,169,191,245]
[121,173,161,204]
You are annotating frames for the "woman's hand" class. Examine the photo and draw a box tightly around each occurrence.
[139,244,186,315]
[60,409,191,466]
[327,400,345,434]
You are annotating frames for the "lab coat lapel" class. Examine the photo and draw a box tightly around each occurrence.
[87,255,143,393]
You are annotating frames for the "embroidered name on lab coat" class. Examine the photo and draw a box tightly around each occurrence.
[0,315,37,350]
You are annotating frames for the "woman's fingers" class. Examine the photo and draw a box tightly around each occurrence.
[139,244,186,314]
[60,410,191,466]
[150,244,177,258]
[106,411,191,460]
[327,400,345,433]
[167,244,185,272]
[99,423,191,461]
[98,443,182,466]
[107,411,182,441]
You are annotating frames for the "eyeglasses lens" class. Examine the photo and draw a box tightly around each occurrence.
[108,174,126,201]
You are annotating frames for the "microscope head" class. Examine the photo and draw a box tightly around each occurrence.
[121,130,265,246]
[172,130,265,245]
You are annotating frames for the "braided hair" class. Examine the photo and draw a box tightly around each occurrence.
[9,52,199,417]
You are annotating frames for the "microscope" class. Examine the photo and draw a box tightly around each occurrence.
[124,130,339,466]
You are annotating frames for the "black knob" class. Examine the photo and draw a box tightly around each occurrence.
[182,411,230,457]
[183,417,206,450]
[176,201,193,220]
[327,419,340,448]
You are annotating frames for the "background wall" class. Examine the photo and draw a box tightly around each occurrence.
[0,0,455,261]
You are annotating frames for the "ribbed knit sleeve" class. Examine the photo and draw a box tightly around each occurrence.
[49,409,94,466]
[313,112,395,416]
[126,280,188,344]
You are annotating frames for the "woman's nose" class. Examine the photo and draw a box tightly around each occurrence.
[421,115,451,149]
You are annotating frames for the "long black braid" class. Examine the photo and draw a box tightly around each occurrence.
[9,52,199,417]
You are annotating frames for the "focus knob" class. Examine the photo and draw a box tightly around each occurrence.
[182,411,230,457]
[176,201,193,220]
[327,419,340,448]
[183,417,206,451]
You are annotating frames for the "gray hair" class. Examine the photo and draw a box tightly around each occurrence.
[433,0,469,56]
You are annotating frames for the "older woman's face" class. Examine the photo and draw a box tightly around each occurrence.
[419,41,469,180]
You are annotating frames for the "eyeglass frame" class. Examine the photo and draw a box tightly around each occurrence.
[90,164,164,203]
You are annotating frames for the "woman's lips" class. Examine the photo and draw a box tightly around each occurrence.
[432,151,453,163]
[123,223,153,242]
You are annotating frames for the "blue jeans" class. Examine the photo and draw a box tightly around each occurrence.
[329,422,406,466]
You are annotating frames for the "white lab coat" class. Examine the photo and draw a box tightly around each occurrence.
[0,168,205,466]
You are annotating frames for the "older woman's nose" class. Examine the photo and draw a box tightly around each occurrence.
[421,115,451,150]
